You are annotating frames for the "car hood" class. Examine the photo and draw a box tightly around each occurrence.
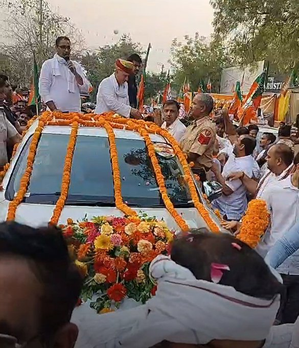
[0,200,223,232]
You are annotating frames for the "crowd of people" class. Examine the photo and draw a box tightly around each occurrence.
[1,34,299,347]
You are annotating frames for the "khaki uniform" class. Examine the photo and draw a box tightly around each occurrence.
[180,116,216,170]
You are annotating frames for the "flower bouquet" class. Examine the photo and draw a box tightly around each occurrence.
[62,214,174,313]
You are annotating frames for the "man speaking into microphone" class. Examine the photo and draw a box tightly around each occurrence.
[39,36,90,113]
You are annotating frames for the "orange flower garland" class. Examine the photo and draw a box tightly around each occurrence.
[50,121,79,225]
[6,113,50,221]
[100,117,137,217]
[137,127,189,233]
[153,126,220,233]
[237,199,270,248]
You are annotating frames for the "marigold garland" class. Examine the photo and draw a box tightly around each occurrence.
[137,126,189,232]
[237,199,270,248]
[50,121,79,225]
[100,117,137,217]
[6,113,50,221]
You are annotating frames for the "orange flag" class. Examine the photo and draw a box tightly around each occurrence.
[137,74,145,112]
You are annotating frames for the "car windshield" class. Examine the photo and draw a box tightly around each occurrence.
[6,133,194,207]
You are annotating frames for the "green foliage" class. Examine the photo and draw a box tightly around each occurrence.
[144,72,168,102]
[81,35,143,101]
[210,0,299,71]
[170,33,232,93]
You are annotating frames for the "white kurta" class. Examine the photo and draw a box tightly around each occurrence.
[161,118,186,142]
[39,55,90,112]
[95,74,131,117]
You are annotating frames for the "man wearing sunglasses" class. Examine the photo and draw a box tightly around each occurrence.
[39,36,90,113]
[0,222,82,348]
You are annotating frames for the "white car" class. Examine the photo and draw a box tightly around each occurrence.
[0,119,222,231]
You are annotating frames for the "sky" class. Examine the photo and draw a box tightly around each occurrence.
[47,0,214,72]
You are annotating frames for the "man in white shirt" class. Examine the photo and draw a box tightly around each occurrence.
[95,59,142,119]
[228,144,294,198]
[39,36,90,112]
[211,135,259,221]
[161,100,186,142]
[257,153,299,324]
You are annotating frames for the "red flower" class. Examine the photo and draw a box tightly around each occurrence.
[64,226,74,238]
[151,285,157,296]
[76,298,82,307]
[107,283,127,302]
[144,232,155,244]
[97,266,117,283]
[122,263,139,281]
[114,257,127,272]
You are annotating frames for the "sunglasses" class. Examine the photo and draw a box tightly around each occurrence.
[58,45,71,50]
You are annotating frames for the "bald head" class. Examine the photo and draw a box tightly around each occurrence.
[267,143,294,175]
[191,93,214,119]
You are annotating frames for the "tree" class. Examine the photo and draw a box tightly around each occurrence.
[81,34,143,101]
[170,33,232,93]
[144,72,168,102]
[210,0,299,72]
[0,0,84,86]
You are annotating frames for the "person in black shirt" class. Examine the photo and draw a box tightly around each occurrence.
[127,54,142,108]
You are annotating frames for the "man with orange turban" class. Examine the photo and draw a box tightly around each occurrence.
[95,59,142,119]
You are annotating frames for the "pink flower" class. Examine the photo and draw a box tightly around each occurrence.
[87,230,100,244]
[110,234,122,247]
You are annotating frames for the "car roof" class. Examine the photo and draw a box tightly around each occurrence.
[27,119,168,143]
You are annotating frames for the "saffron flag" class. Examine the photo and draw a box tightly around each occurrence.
[137,73,145,112]
[229,81,243,115]
[28,55,39,111]
[238,71,265,125]
[207,78,212,92]
[162,83,171,104]
[183,82,192,113]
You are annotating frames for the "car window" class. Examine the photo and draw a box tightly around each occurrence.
[6,133,194,207]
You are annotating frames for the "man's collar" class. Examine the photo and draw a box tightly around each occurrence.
[195,116,209,126]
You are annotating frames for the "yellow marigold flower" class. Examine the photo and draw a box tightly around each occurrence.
[101,223,114,235]
[125,222,137,235]
[94,235,113,251]
[94,273,107,284]
[67,218,74,225]
[155,240,166,253]
[137,221,150,233]
[156,221,168,229]
[165,231,174,242]
[75,260,88,277]
[99,308,115,314]
[136,270,146,284]
[137,240,153,254]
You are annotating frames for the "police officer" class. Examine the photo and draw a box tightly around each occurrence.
[180,93,216,182]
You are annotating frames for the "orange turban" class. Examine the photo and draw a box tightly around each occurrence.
[115,59,134,74]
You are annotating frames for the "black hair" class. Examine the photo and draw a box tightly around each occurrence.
[273,143,294,166]
[296,114,299,129]
[248,124,259,133]
[278,125,291,137]
[127,53,142,64]
[163,99,180,112]
[0,74,8,82]
[236,126,249,136]
[263,132,276,144]
[171,230,284,300]
[294,152,299,165]
[0,222,82,341]
[240,135,256,155]
[55,36,71,47]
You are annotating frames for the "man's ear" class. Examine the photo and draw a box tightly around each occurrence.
[53,323,78,348]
